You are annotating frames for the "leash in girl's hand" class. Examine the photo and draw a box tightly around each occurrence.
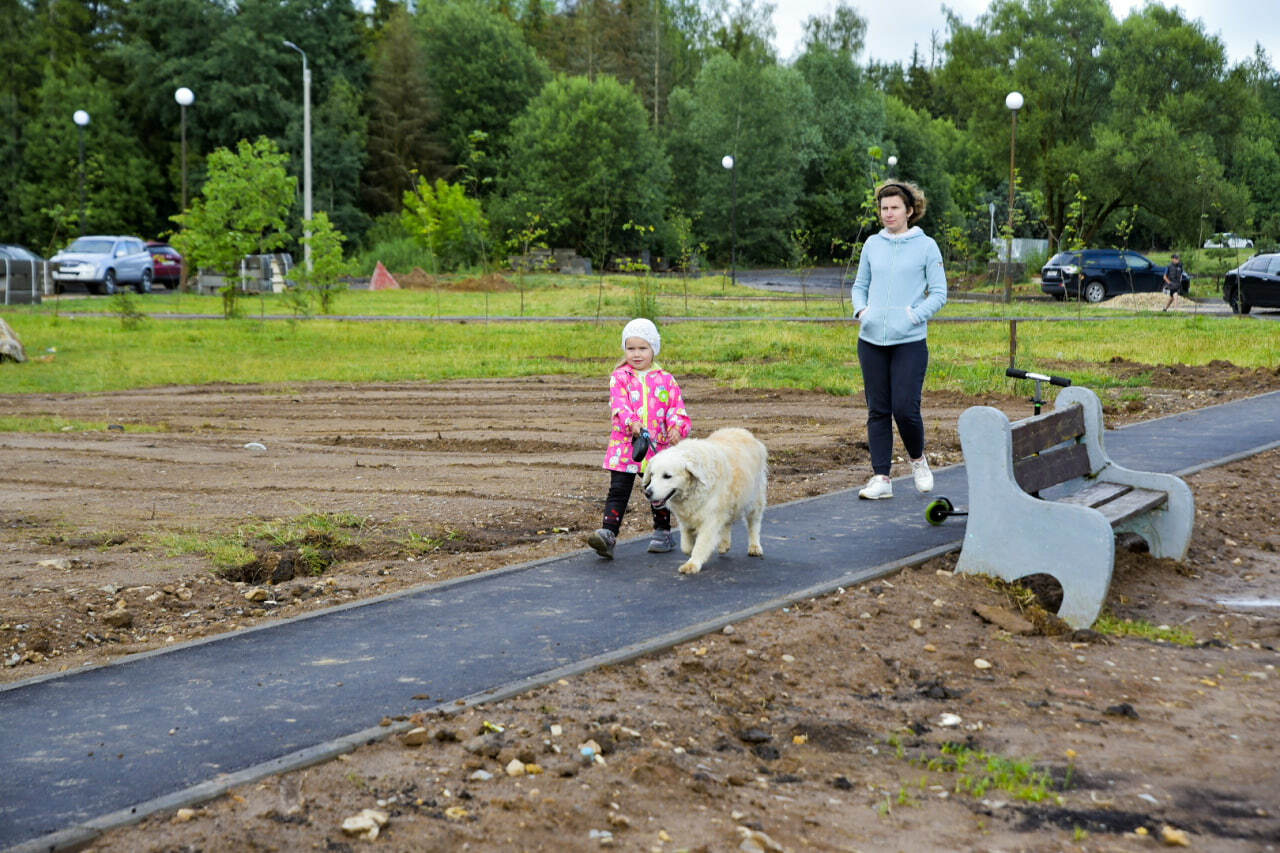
[631,428,652,462]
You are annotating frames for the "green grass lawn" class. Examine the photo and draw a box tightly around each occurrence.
[2,293,1275,398]
[11,266,1230,322]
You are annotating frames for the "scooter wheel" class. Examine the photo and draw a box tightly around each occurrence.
[925,497,955,526]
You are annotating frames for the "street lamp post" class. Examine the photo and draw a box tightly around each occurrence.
[722,154,736,287]
[887,155,898,177]
[174,87,194,213]
[1004,90,1024,303]
[174,87,195,292]
[73,109,90,235]
[283,40,313,272]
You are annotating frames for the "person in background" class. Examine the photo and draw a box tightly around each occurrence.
[585,318,691,559]
[1162,252,1184,311]
[850,180,948,500]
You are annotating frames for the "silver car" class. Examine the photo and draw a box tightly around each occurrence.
[50,235,154,295]
[1203,232,1254,250]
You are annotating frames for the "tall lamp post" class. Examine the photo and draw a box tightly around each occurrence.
[1003,90,1024,303]
[73,109,90,235]
[174,87,195,291]
[174,87,194,213]
[722,154,736,287]
[283,40,313,272]
[886,155,898,177]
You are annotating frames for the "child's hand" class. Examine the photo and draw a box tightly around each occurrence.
[665,426,682,445]
[629,421,642,438]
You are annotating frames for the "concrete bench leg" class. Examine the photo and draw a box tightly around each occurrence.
[956,485,1116,629]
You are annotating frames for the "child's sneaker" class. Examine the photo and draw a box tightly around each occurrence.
[586,528,617,559]
[647,529,675,553]
[911,457,934,493]
[858,474,893,500]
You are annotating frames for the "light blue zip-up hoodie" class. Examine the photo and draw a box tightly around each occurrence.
[850,226,948,346]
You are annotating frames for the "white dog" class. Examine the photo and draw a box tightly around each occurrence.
[641,427,767,575]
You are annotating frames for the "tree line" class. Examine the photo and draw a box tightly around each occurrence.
[2,0,1277,273]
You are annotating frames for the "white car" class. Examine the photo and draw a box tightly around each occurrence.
[50,235,154,295]
[1203,232,1254,250]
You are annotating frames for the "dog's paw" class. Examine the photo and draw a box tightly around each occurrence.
[717,538,731,554]
[678,561,702,575]
[748,544,764,558]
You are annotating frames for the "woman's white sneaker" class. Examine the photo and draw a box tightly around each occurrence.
[911,457,934,493]
[859,475,893,500]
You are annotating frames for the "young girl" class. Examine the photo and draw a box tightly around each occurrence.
[586,318,691,559]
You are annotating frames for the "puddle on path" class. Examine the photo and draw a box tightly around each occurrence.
[1214,598,1280,609]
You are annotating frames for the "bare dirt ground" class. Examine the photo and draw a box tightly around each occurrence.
[2,360,1279,852]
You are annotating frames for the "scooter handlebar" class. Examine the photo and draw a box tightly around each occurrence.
[1005,367,1072,387]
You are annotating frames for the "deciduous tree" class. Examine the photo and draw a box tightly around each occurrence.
[417,1,549,187]
[500,74,669,266]
[18,63,157,251]
[666,53,819,264]
[171,137,295,317]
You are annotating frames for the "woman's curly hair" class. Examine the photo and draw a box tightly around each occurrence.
[875,180,928,225]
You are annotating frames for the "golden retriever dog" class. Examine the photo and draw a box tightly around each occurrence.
[641,427,767,574]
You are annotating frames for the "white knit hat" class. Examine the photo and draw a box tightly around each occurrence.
[621,318,661,356]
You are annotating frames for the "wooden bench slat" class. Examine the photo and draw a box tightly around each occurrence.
[1013,444,1092,494]
[1089,487,1168,526]
[1057,481,1132,509]
[1010,404,1085,460]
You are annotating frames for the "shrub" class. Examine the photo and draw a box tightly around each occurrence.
[400,177,489,271]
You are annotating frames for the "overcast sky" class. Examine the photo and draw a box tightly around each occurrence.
[770,0,1272,68]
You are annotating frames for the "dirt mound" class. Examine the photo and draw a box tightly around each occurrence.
[393,270,515,292]
[1103,292,1194,310]
[446,272,514,292]
[396,267,440,289]
[1102,356,1280,391]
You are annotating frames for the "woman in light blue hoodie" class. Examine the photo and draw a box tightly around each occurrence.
[850,180,947,500]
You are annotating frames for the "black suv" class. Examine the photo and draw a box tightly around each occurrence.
[1040,249,1190,303]
[1222,252,1280,314]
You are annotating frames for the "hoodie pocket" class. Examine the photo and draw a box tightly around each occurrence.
[888,306,922,338]
[860,306,918,343]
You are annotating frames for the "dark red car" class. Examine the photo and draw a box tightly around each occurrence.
[145,241,184,288]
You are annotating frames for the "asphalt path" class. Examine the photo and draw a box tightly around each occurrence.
[2,391,1279,852]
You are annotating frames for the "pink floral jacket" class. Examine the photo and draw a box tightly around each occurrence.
[602,364,691,473]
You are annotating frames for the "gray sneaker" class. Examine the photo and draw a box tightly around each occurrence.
[586,528,617,559]
[647,529,676,553]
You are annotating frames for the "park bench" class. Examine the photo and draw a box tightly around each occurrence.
[954,385,1194,628]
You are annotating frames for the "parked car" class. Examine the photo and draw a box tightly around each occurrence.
[146,241,183,288]
[1222,252,1280,314]
[1040,248,1191,303]
[1203,232,1254,250]
[0,244,42,263]
[1,244,47,304]
[50,235,154,294]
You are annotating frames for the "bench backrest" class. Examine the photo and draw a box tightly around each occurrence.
[1009,403,1091,493]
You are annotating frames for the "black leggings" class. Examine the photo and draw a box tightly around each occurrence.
[858,337,928,476]
[602,470,671,534]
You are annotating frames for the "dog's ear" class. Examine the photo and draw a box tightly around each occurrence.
[684,457,707,486]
